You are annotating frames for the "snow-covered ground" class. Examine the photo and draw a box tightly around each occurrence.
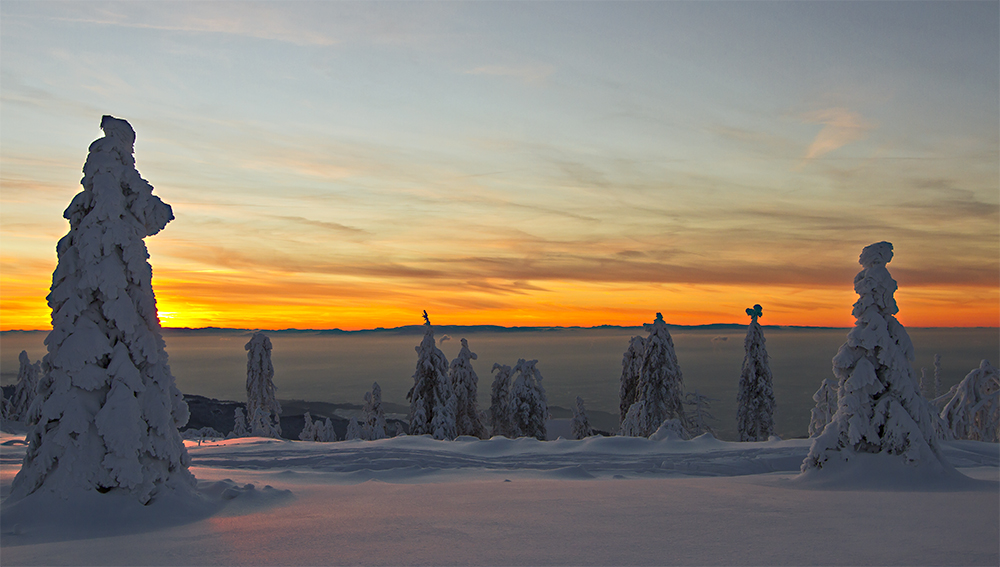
[2,430,997,566]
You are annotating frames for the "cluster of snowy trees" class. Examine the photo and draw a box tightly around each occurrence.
[617,312,731,440]
[404,312,550,440]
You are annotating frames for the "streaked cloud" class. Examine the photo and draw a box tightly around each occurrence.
[802,107,875,159]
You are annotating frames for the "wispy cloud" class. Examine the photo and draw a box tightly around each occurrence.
[802,108,875,159]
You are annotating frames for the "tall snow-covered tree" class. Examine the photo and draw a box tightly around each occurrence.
[362,382,387,440]
[511,358,548,440]
[449,338,486,438]
[317,417,336,442]
[10,351,41,422]
[245,332,281,438]
[9,116,194,506]
[940,360,999,443]
[231,407,249,437]
[406,312,456,440]
[736,305,775,441]
[489,363,515,438]
[619,335,645,424]
[685,390,717,436]
[571,396,594,440]
[808,378,837,437]
[803,242,944,472]
[624,313,686,437]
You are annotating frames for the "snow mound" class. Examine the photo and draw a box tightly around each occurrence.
[793,451,991,492]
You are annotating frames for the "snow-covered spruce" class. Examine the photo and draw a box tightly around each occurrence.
[245,332,281,438]
[802,242,945,472]
[299,411,317,441]
[510,359,548,440]
[449,338,486,438]
[621,313,686,437]
[362,382,387,440]
[684,390,717,436]
[10,350,41,422]
[489,363,515,438]
[318,417,336,442]
[736,305,775,441]
[571,396,594,440]
[619,335,645,424]
[231,407,249,438]
[940,360,999,443]
[808,378,837,437]
[8,116,194,506]
[345,416,362,440]
[933,354,943,399]
[407,312,456,440]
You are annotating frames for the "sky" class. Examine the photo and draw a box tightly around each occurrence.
[1,1,997,331]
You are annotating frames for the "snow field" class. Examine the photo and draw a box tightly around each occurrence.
[3,431,997,566]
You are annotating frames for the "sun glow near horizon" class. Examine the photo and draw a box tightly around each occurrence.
[0,3,997,333]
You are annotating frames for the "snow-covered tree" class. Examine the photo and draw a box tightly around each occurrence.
[619,335,645,424]
[623,313,686,437]
[933,354,943,399]
[736,305,775,441]
[803,242,945,472]
[940,360,999,443]
[449,338,486,438]
[808,378,837,437]
[316,417,336,442]
[406,312,456,440]
[245,332,281,438]
[571,396,594,440]
[362,382,387,440]
[9,116,194,506]
[511,358,548,440]
[10,351,41,422]
[232,407,249,437]
[685,390,717,436]
[299,411,317,441]
[345,416,362,440]
[489,363,515,438]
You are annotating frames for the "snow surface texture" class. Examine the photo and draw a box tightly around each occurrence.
[5,116,194,509]
[736,305,775,441]
[940,359,999,443]
[2,430,996,565]
[245,333,281,438]
[804,242,947,473]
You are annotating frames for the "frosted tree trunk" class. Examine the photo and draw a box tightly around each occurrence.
[9,116,194,505]
[736,305,775,441]
[245,332,281,438]
[803,242,945,472]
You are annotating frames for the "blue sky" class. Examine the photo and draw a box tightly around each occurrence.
[1,1,997,329]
